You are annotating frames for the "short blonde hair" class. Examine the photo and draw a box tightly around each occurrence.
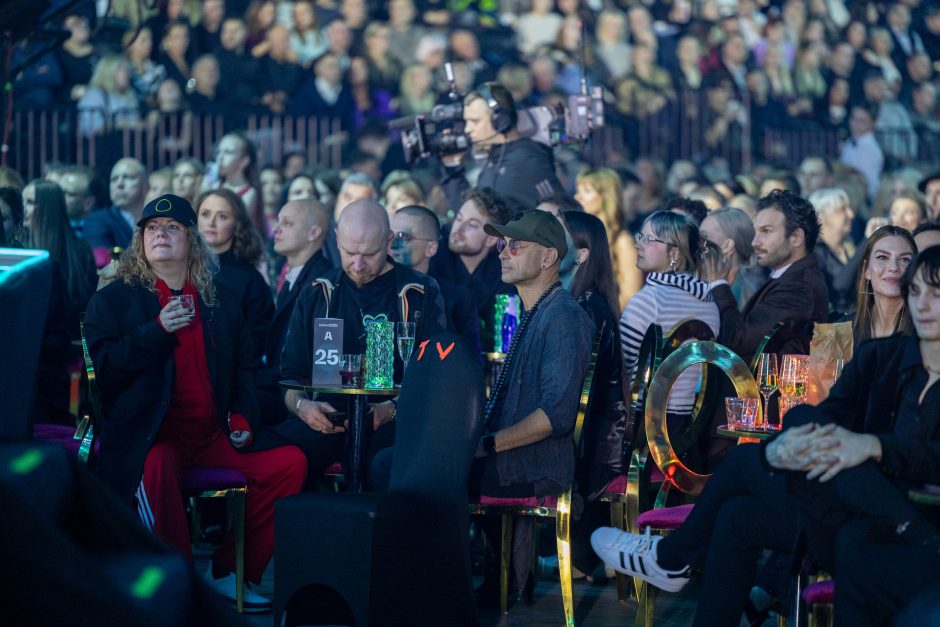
[89,54,132,94]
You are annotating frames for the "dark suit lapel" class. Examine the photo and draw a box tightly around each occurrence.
[200,296,219,391]
[114,209,134,247]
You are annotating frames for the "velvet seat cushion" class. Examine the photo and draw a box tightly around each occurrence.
[802,580,834,605]
[180,468,248,492]
[636,504,694,530]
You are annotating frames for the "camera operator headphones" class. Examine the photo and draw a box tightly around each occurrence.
[476,83,514,135]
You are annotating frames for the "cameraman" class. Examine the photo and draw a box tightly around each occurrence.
[441,82,563,211]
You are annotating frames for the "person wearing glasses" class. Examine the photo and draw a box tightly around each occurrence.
[278,199,446,488]
[471,209,593,601]
[390,204,481,354]
[620,211,721,432]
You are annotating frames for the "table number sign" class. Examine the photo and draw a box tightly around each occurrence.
[312,318,344,385]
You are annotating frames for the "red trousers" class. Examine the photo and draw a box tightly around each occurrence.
[137,431,307,583]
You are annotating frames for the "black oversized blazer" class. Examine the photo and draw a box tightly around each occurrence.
[84,278,276,503]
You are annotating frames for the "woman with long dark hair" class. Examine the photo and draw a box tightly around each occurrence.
[27,180,98,338]
[850,225,916,343]
[196,189,273,359]
[562,210,627,580]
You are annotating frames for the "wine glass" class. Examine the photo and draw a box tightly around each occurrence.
[339,354,362,387]
[756,353,778,429]
[780,355,808,398]
[397,322,416,367]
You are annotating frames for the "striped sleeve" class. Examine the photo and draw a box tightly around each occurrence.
[620,287,658,383]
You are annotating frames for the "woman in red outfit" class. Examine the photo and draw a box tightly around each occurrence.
[83,193,306,612]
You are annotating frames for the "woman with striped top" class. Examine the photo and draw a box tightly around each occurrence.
[620,211,720,427]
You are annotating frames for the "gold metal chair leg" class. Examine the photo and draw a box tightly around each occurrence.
[610,502,629,602]
[556,491,575,626]
[777,614,788,627]
[500,513,511,614]
[632,580,656,627]
[228,488,247,614]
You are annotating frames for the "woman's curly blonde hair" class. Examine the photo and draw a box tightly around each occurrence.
[115,224,219,305]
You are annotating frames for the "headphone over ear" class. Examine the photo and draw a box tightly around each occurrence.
[476,83,514,135]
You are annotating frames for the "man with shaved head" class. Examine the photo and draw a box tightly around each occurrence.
[257,198,334,424]
[278,199,446,486]
[84,158,147,249]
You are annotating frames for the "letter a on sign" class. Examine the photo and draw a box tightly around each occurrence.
[324,332,333,341]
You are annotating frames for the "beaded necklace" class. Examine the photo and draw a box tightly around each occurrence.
[484,280,562,429]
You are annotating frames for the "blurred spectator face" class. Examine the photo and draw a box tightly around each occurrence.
[384,185,420,213]
[163,23,190,58]
[889,197,925,233]
[803,20,824,44]
[830,43,855,76]
[449,199,494,256]
[628,6,652,37]
[926,180,940,219]
[574,182,602,215]
[260,168,283,206]
[341,0,367,26]
[762,45,783,72]
[559,16,582,51]
[22,183,36,231]
[366,25,390,55]
[846,21,866,50]
[60,172,94,219]
[64,14,90,45]
[288,177,316,201]
[887,4,911,31]
[216,136,248,180]
[268,25,292,58]
[156,79,183,111]
[597,12,626,45]
[706,82,733,112]
[349,57,369,85]
[127,27,153,60]
[293,1,315,31]
[336,183,375,220]
[388,0,415,27]
[531,0,553,13]
[326,20,352,54]
[273,203,314,258]
[463,97,500,148]
[197,194,236,252]
[849,107,875,138]
[723,34,747,65]
[829,78,849,106]
[928,10,940,35]
[283,154,306,180]
[193,56,220,94]
[914,83,937,114]
[907,53,932,83]
[110,159,146,211]
[256,1,276,29]
[167,0,184,20]
[221,19,247,51]
[451,30,480,61]
[145,172,172,204]
[819,196,854,241]
[172,162,203,201]
[315,54,342,86]
[390,211,437,268]
[558,0,579,16]
[798,158,830,195]
[202,0,224,28]
[632,44,654,71]
[871,31,892,57]
[666,160,697,193]
[676,36,701,66]
[530,57,557,93]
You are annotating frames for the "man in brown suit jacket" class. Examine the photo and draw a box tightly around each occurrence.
[704,189,830,362]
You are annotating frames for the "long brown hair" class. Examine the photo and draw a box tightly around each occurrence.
[564,210,620,315]
[852,225,915,342]
[116,224,218,306]
[195,188,265,265]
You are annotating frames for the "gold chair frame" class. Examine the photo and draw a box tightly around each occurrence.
[469,335,600,626]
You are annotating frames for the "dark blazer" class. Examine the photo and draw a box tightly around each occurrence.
[713,253,829,362]
[434,275,481,356]
[82,206,134,250]
[785,335,940,486]
[84,278,272,503]
[216,250,274,362]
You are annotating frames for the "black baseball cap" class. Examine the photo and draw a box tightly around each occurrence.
[484,210,568,259]
[137,193,197,227]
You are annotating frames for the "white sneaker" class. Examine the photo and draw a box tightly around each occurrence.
[590,527,691,593]
[204,566,272,613]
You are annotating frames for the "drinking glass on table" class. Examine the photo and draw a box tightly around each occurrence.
[340,354,363,387]
[756,353,778,429]
[779,354,809,421]
[397,322,416,366]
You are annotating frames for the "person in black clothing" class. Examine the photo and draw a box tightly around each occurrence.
[278,199,446,485]
[562,210,627,579]
[258,198,333,425]
[592,247,940,627]
[191,0,224,57]
[429,186,515,352]
[390,204,481,354]
[290,51,355,133]
[216,18,259,118]
[441,82,564,212]
[195,189,273,362]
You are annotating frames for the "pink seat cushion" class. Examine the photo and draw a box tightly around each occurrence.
[33,423,82,455]
[181,468,248,492]
[604,475,627,494]
[802,580,834,605]
[473,494,559,509]
[324,462,344,475]
[636,504,694,530]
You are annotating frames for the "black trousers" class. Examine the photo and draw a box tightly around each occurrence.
[656,444,801,627]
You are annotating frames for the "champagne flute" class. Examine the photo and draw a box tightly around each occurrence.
[780,355,808,399]
[756,353,778,429]
[397,322,416,367]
